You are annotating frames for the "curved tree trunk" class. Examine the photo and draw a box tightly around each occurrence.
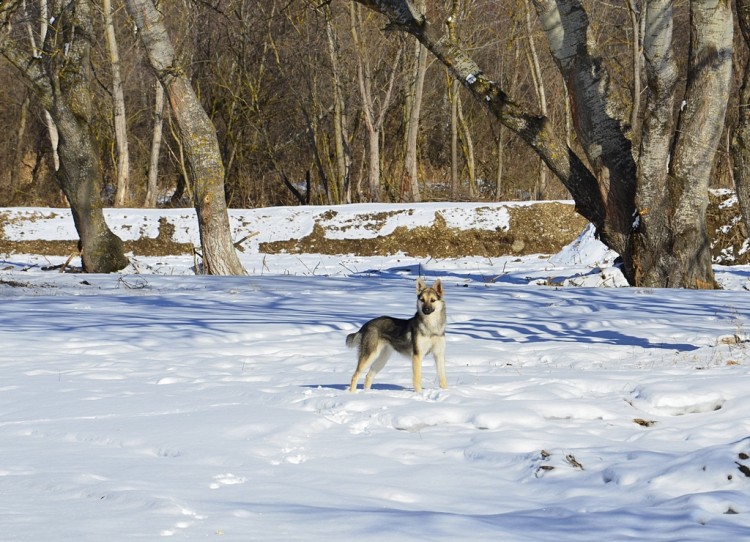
[124,0,245,275]
[353,0,608,243]
[355,0,731,289]
[1,0,128,273]
[532,0,636,271]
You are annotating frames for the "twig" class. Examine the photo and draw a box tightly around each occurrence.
[233,231,259,251]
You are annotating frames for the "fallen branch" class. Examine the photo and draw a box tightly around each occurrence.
[233,231,259,251]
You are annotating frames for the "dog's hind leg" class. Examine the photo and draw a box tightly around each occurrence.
[364,346,392,390]
[349,344,382,393]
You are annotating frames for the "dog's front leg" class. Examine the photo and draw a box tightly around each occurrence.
[433,339,447,389]
[411,354,423,393]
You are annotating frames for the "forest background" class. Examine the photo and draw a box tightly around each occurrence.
[1,0,737,209]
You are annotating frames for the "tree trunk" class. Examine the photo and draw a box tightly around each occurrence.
[2,0,128,273]
[145,80,165,208]
[103,0,131,207]
[10,93,30,199]
[631,0,678,287]
[450,78,460,199]
[402,25,427,202]
[632,0,731,288]
[456,91,476,198]
[532,0,637,259]
[732,0,750,241]
[626,0,643,144]
[353,0,607,237]
[325,7,353,204]
[525,0,548,200]
[124,0,245,275]
[354,0,730,289]
[664,0,732,288]
[350,3,402,201]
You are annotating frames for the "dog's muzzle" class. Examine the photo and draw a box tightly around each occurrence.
[421,306,434,315]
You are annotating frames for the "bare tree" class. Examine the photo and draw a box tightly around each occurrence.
[144,80,165,207]
[524,0,548,200]
[352,0,733,289]
[401,0,428,202]
[732,0,750,239]
[326,5,353,203]
[1,0,129,272]
[350,3,403,201]
[124,0,245,275]
[103,0,131,206]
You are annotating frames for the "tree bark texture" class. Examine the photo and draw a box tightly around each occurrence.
[125,0,245,275]
[732,0,750,244]
[631,0,679,287]
[145,80,165,207]
[325,8,353,203]
[103,0,131,207]
[664,0,732,288]
[402,33,427,202]
[1,0,128,272]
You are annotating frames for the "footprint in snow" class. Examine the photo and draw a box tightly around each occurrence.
[210,473,246,489]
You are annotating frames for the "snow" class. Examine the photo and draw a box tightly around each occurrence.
[2,204,750,541]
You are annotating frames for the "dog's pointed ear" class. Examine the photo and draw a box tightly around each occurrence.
[416,277,427,293]
[433,278,444,298]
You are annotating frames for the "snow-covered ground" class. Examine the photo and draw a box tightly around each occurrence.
[2,204,750,541]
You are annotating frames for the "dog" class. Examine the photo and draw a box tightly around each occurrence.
[347,278,447,393]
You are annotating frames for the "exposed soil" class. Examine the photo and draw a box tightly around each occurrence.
[261,203,587,258]
[0,216,194,259]
[1,197,746,262]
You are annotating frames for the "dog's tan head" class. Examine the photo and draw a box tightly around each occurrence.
[416,278,444,315]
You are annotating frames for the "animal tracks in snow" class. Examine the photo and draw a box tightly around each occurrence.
[210,473,246,489]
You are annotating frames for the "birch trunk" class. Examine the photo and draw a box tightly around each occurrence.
[532,0,636,256]
[664,0,732,288]
[103,0,130,207]
[124,0,245,275]
[631,0,679,286]
[402,28,427,202]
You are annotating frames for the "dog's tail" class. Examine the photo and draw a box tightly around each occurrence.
[345,332,361,348]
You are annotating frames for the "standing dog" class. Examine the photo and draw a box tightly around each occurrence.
[347,278,447,393]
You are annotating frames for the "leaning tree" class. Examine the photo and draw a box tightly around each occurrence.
[124,0,246,275]
[353,0,733,289]
[0,0,129,273]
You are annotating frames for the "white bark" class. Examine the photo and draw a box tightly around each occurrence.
[403,33,427,202]
[125,0,245,275]
[103,0,131,206]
